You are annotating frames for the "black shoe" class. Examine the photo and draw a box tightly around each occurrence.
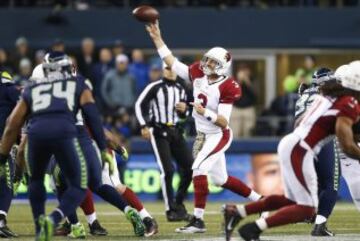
[143,217,158,237]
[222,204,243,241]
[166,210,184,222]
[311,223,334,236]
[175,216,206,233]
[89,220,108,236]
[175,203,193,221]
[54,220,71,236]
[238,222,261,241]
[0,225,18,238]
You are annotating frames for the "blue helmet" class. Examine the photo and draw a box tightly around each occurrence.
[311,67,336,86]
[42,51,73,80]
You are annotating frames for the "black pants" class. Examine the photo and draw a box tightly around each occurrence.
[150,125,193,211]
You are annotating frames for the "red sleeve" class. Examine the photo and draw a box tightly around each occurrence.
[335,96,360,122]
[219,78,242,104]
[188,61,204,82]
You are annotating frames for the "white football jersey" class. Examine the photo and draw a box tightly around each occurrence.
[189,62,241,134]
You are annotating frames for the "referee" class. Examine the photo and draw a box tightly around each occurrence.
[135,63,193,222]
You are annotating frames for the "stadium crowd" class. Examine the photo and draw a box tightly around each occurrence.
[0,36,318,140]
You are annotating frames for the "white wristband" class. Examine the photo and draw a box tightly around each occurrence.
[204,109,217,123]
[157,45,172,59]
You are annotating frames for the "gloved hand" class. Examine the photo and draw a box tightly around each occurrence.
[101,150,115,175]
[115,146,129,161]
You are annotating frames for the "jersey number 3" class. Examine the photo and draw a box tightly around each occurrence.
[32,82,76,112]
[197,93,208,108]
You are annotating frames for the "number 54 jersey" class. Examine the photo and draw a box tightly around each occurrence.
[189,62,241,134]
[22,76,88,139]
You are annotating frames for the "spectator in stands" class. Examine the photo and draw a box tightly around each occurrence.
[14,58,32,87]
[92,47,113,100]
[101,54,136,113]
[112,40,125,57]
[294,55,316,84]
[34,49,46,66]
[0,49,13,73]
[77,37,97,79]
[129,48,149,96]
[51,38,65,52]
[12,37,33,72]
[149,62,163,82]
[230,65,257,138]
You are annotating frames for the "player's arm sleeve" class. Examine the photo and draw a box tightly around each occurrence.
[336,96,359,122]
[135,83,157,127]
[81,103,107,150]
[172,59,190,82]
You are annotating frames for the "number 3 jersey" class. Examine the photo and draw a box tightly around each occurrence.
[22,76,88,139]
[189,62,241,134]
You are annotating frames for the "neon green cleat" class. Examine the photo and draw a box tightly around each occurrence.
[36,215,54,241]
[68,223,86,239]
[125,208,145,236]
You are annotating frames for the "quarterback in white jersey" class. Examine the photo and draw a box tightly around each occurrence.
[146,21,261,233]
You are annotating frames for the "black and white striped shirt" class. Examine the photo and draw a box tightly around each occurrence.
[135,78,188,127]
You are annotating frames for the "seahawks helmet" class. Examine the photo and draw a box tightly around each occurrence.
[311,67,336,86]
[42,51,73,81]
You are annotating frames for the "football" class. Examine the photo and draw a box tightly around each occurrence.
[132,5,159,23]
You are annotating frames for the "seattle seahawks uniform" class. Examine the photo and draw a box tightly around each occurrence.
[0,72,20,238]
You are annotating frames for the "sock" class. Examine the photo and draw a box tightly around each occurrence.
[86,212,97,225]
[122,187,144,212]
[255,218,268,231]
[247,190,262,201]
[95,185,129,212]
[80,189,95,215]
[245,195,294,215]
[28,180,46,234]
[222,176,254,198]
[50,208,64,226]
[237,205,247,218]
[194,208,205,220]
[266,204,315,228]
[315,215,327,224]
[67,212,79,225]
[193,175,209,210]
[139,209,151,220]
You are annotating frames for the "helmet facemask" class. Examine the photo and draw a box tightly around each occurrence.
[200,55,224,76]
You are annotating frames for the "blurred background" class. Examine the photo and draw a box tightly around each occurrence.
[4,0,360,201]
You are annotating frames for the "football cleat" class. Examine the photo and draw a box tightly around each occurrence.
[238,222,262,241]
[126,208,145,236]
[89,220,108,236]
[311,223,335,236]
[143,217,158,237]
[36,215,54,241]
[175,216,206,233]
[222,204,243,241]
[68,223,86,239]
[54,220,71,236]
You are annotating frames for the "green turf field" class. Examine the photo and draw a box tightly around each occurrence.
[5,201,360,240]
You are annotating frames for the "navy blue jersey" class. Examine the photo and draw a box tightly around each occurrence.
[22,76,88,139]
[0,82,21,137]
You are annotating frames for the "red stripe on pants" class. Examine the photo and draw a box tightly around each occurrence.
[290,143,310,194]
